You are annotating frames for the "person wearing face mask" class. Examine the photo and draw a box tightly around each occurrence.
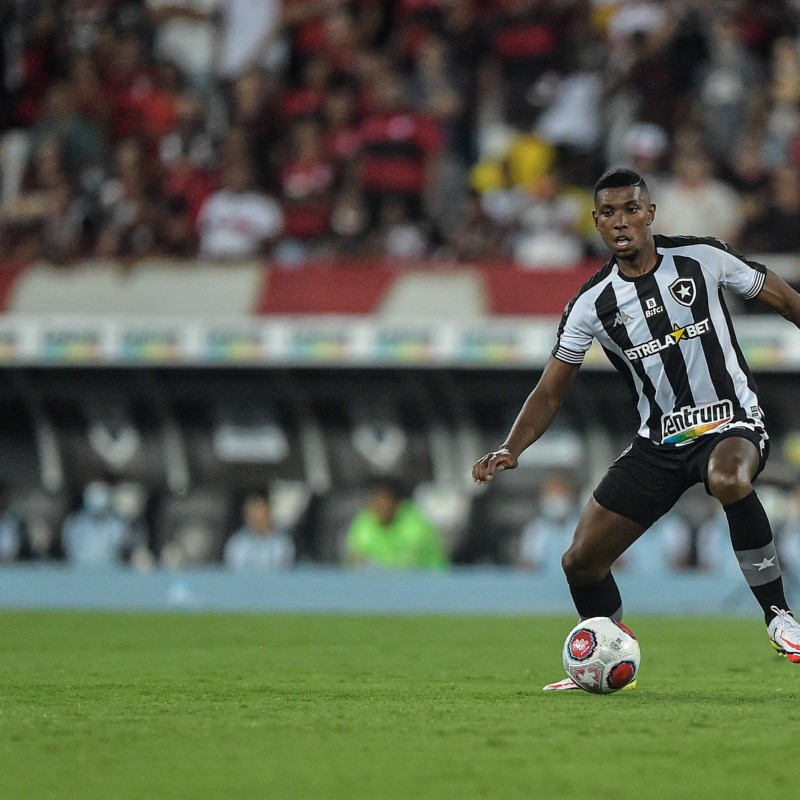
[61,479,151,567]
[515,472,581,573]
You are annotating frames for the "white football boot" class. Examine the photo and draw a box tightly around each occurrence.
[768,606,800,663]
[542,677,582,691]
[542,677,637,691]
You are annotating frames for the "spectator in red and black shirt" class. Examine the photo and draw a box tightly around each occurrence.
[12,5,62,129]
[288,0,381,70]
[101,28,161,143]
[357,66,443,220]
[278,56,330,123]
[280,118,336,243]
[409,34,463,154]
[485,0,565,129]
[322,84,362,176]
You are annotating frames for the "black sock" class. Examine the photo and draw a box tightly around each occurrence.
[569,572,623,620]
[724,491,789,623]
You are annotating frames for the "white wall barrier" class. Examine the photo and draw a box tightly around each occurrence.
[0,564,796,616]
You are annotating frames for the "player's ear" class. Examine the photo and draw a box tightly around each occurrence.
[646,203,656,225]
[591,209,599,228]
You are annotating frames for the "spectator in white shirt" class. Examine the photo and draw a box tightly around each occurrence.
[224,493,295,570]
[197,157,283,260]
[653,149,743,243]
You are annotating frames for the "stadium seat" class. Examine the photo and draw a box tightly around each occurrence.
[0,396,47,492]
[30,372,171,490]
[297,487,372,564]
[153,488,234,566]
[455,482,541,565]
[165,372,312,493]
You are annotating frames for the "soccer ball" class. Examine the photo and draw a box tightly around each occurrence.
[562,617,640,694]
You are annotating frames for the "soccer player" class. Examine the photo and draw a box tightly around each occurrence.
[472,167,800,690]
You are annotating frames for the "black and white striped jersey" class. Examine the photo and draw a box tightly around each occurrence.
[553,235,767,447]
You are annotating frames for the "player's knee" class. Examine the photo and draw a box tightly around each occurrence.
[707,469,752,506]
[561,546,606,586]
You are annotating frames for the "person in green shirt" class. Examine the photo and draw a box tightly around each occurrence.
[346,480,449,570]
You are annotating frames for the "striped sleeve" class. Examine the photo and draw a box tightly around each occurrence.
[551,293,594,365]
[699,240,767,300]
[738,264,766,300]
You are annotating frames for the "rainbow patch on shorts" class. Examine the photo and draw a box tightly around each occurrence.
[661,400,734,445]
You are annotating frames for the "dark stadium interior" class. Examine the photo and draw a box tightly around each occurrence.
[1,365,798,569]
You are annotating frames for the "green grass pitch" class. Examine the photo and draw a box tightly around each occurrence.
[0,611,797,800]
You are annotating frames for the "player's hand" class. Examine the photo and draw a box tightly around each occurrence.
[472,447,518,484]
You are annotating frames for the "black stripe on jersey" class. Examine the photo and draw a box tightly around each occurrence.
[673,255,741,412]
[601,344,639,406]
[634,273,696,409]
[552,259,615,361]
[595,282,662,434]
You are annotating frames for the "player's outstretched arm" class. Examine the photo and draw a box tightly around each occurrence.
[756,269,800,328]
[472,357,580,484]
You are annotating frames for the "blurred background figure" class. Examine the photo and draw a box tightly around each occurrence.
[621,507,695,574]
[146,0,219,92]
[739,164,800,254]
[620,122,669,195]
[512,168,593,269]
[0,482,28,564]
[773,484,800,581]
[96,137,161,261]
[61,480,153,568]
[367,195,429,259]
[346,479,448,570]
[223,492,295,570]
[654,149,743,241]
[515,472,581,573]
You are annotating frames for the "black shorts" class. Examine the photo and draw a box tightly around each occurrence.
[593,425,769,530]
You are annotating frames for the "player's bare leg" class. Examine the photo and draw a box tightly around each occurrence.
[706,434,800,661]
[560,497,645,620]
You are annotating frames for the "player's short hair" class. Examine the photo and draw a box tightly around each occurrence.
[593,168,650,203]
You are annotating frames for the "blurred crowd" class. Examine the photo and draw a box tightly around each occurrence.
[7,470,800,582]
[2,0,800,268]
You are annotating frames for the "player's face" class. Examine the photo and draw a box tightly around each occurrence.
[593,185,655,260]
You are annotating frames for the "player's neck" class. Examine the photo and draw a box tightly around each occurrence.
[614,239,658,278]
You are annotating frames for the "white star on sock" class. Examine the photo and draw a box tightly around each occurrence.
[753,556,776,571]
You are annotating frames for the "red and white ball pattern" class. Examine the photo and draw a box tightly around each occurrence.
[562,617,640,694]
